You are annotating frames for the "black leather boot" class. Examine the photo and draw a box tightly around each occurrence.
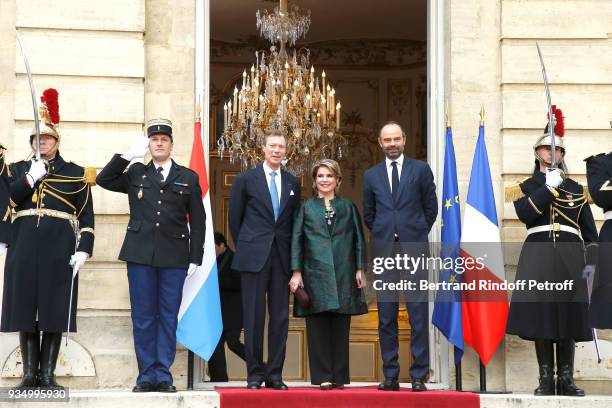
[556,339,585,397]
[533,338,555,396]
[38,332,64,390]
[13,331,40,389]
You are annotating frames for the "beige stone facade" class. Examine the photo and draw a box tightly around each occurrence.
[0,0,611,393]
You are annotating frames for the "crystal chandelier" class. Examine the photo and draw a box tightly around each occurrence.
[218,0,347,175]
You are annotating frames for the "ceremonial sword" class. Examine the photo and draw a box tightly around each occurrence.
[16,31,41,161]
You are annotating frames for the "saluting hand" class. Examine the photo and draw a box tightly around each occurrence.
[122,136,150,161]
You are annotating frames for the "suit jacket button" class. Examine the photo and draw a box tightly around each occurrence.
[179,191,183,195]
[160,189,164,193]
[157,211,160,215]
[155,223,160,227]
[158,200,162,204]
[181,234,185,238]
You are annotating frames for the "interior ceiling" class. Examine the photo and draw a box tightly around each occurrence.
[211,0,427,43]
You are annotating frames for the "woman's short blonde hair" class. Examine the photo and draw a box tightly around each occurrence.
[311,159,343,194]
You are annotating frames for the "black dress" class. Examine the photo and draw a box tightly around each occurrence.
[506,170,597,342]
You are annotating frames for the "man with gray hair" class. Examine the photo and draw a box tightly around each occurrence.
[229,129,301,390]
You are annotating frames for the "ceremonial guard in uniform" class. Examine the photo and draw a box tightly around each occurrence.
[506,107,597,397]
[1,89,95,390]
[585,146,612,329]
[96,119,205,393]
[0,144,11,254]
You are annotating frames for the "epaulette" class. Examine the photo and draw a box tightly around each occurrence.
[505,177,528,202]
[84,167,97,186]
[582,185,593,204]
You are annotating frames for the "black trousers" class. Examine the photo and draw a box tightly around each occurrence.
[305,312,351,385]
[207,328,246,382]
[241,243,289,382]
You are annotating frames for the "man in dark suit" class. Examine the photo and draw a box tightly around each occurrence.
[207,231,245,382]
[96,118,206,393]
[363,122,438,392]
[229,129,301,390]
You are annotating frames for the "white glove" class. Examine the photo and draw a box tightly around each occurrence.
[0,243,7,256]
[187,263,198,277]
[26,159,47,186]
[69,251,89,279]
[545,168,563,188]
[121,136,150,161]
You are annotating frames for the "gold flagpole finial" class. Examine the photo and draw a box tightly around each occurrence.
[480,105,485,126]
[195,97,201,123]
[445,100,451,128]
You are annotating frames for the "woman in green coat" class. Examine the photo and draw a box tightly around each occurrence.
[290,159,368,390]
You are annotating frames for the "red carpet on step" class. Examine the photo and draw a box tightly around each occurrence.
[216,386,479,408]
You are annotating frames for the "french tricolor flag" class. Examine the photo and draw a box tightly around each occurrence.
[176,117,223,360]
[460,124,508,366]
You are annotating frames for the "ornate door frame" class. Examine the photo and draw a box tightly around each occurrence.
[194,0,450,389]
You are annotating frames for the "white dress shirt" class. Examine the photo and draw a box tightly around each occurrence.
[153,160,172,182]
[262,162,282,201]
[385,154,404,193]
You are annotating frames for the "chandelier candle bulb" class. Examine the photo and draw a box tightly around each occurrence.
[336,102,341,130]
[242,70,247,89]
[280,0,288,14]
[322,71,326,98]
[233,87,238,112]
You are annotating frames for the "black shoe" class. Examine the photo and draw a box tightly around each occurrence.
[157,381,177,393]
[556,339,585,397]
[13,331,40,390]
[246,381,262,390]
[378,378,399,391]
[38,332,64,390]
[332,383,344,390]
[265,380,288,390]
[411,378,428,392]
[132,382,156,392]
[534,339,555,396]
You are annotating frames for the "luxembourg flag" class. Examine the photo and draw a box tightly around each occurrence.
[460,123,508,366]
[176,114,223,360]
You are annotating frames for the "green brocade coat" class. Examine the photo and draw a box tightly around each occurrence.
[291,197,368,317]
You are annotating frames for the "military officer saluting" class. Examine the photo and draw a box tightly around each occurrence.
[505,106,597,397]
[584,127,612,329]
[1,88,95,390]
[96,118,206,393]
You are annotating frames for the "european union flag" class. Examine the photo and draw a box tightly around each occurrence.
[432,125,464,364]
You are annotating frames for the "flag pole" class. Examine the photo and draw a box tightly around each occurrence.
[187,350,195,390]
[446,104,463,392]
[479,359,487,392]
[455,350,462,391]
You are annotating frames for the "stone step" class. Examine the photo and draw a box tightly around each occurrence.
[2,388,612,408]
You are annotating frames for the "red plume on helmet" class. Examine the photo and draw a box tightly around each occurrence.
[545,105,564,137]
[40,88,60,125]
